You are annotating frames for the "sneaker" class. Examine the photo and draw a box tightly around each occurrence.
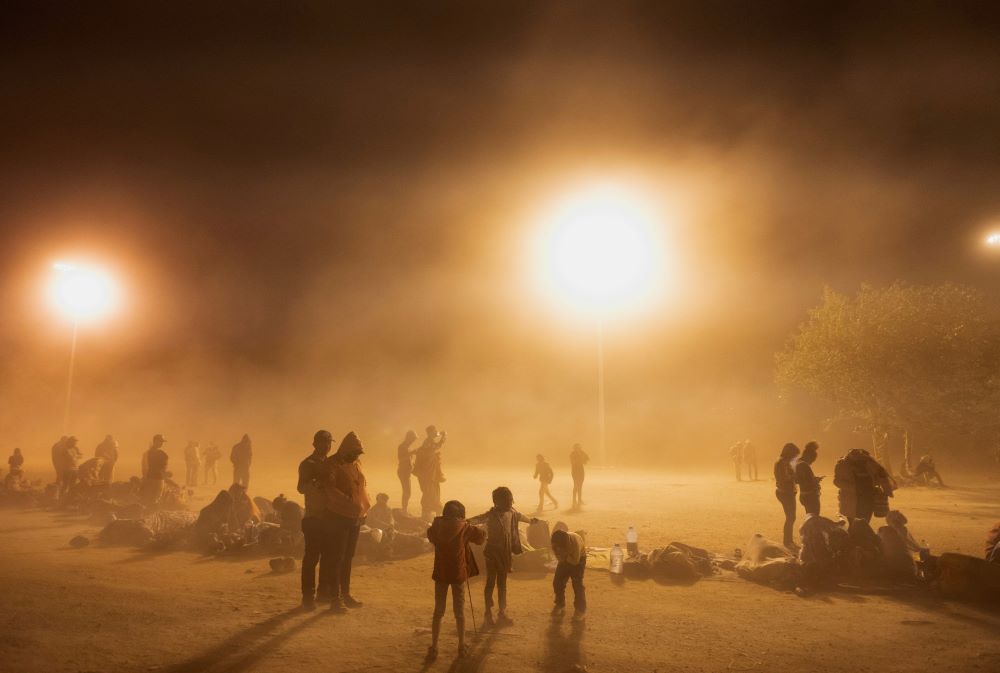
[343,595,364,608]
[496,614,514,627]
[572,610,586,623]
[329,599,347,614]
[301,595,316,611]
[551,605,565,617]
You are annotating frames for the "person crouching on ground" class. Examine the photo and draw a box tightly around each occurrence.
[468,486,538,627]
[551,529,586,621]
[426,500,486,662]
[774,443,800,549]
[324,431,371,613]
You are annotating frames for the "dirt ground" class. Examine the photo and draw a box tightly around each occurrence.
[2,466,999,673]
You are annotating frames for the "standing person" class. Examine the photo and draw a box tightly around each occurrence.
[468,486,539,627]
[795,441,823,516]
[324,431,371,613]
[51,436,67,490]
[774,443,800,549]
[551,529,587,621]
[913,454,945,487]
[834,448,893,523]
[413,426,446,520]
[425,499,486,662]
[397,430,417,513]
[184,441,201,487]
[729,442,743,481]
[298,430,333,610]
[57,437,83,501]
[202,443,221,486]
[141,434,169,507]
[94,435,118,483]
[743,440,758,481]
[569,444,589,509]
[231,434,253,488]
[533,454,558,512]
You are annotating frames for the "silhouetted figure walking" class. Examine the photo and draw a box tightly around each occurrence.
[743,440,758,481]
[184,441,201,487]
[534,454,558,512]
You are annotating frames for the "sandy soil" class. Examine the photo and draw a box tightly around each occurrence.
[2,467,999,673]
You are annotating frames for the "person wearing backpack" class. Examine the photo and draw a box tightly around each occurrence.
[533,454,558,513]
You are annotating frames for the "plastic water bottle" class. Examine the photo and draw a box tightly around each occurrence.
[626,526,638,557]
[610,543,624,574]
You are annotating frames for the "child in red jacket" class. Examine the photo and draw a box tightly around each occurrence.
[426,500,486,661]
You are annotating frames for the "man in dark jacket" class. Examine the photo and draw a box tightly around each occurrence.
[297,430,333,610]
[231,434,253,488]
[795,441,823,516]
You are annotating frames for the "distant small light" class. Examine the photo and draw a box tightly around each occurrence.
[986,232,1000,247]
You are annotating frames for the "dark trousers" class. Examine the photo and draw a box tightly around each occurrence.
[483,549,508,612]
[301,516,331,597]
[799,491,820,516]
[776,490,796,546]
[328,515,361,598]
[398,469,411,511]
[233,463,250,488]
[553,557,587,612]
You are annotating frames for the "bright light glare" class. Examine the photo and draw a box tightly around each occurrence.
[986,232,1000,247]
[47,262,120,323]
[533,182,665,317]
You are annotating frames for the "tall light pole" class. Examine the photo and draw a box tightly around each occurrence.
[531,181,665,465]
[47,261,121,432]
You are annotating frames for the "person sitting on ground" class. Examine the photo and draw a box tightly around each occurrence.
[368,492,395,533]
[795,441,823,516]
[533,454,557,512]
[194,489,235,552]
[228,482,261,530]
[76,456,106,489]
[7,447,24,479]
[774,443,800,549]
[271,494,304,537]
[94,435,118,483]
[878,510,927,579]
[913,454,945,487]
[551,528,587,621]
[425,499,486,662]
[468,486,539,627]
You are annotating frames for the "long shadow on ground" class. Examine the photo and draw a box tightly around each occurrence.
[159,608,325,673]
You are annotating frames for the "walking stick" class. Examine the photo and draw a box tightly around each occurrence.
[466,579,478,635]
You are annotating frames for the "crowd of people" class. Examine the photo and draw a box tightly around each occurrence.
[0,429,998,663]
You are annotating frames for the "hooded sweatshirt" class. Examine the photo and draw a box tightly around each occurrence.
[325,432,371,521]
[427,516,486,583]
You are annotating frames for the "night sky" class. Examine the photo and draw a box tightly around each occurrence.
[2,2,1000,460]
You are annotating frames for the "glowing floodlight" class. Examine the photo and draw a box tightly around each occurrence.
[47,261,120,323]
[986,232,1000,248]
[533,182,663,318]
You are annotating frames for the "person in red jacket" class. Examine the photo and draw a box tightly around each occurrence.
[426,500,486,661]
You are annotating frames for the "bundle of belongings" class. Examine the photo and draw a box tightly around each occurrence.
[100,509,198,547]
[736,534,800,589]
[929,520,1000,603]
